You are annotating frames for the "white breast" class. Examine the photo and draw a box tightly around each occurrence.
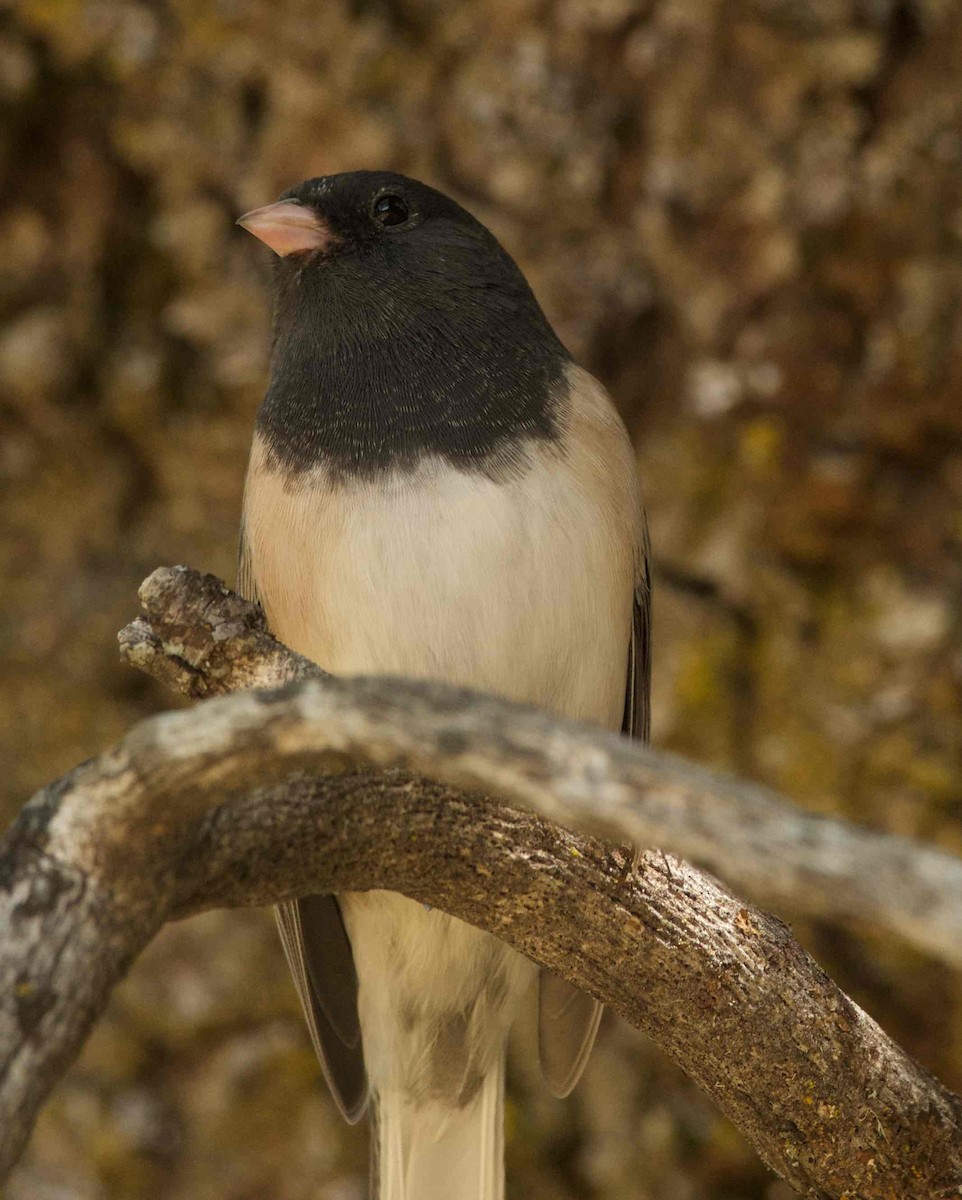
[241,364,642,1096]
[242,365,640,730]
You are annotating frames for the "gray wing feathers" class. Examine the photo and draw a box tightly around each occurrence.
[235,517,258,612]
[538,512,651,1097]
[275,898,368,1123]
[624,522,653,743]
[538,970,605,1098]
[238,523,369,1123]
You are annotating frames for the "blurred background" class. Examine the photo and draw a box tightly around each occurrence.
[2,0,962,1196]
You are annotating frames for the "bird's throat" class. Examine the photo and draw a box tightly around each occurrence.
[257,301,567,482]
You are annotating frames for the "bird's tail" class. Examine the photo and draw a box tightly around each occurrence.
[372,1055,505,1200]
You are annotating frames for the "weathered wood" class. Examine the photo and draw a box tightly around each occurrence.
[127,565,962,969]
[1,565,960,1196]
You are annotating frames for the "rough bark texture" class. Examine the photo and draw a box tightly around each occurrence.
[125,566,962,969]
[3,4,962,1197]
[2,566,961,1198]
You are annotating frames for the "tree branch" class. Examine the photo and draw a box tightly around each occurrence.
[1,565,960,1198]
[125,566,962,969]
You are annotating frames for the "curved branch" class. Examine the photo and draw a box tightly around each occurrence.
[125,566,962,968]
[0,566,960,1197]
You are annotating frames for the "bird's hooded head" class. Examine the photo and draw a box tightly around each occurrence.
[238,171,569,481]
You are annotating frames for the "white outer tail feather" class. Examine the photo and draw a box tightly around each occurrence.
[374,1056,505,1200]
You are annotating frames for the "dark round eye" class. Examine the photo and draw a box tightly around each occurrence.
[372,193,410,228]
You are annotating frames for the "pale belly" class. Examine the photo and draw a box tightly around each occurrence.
[243,455,634,726]
[242,433,638,1095]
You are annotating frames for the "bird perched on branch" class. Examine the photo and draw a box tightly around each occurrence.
[237,171,650,1200]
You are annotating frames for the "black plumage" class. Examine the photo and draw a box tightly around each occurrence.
[256,172,569,480]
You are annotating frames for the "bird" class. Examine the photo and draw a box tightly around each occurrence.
[236,170,650,1200]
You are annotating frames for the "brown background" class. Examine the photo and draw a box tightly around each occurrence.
[2,0,961,1196]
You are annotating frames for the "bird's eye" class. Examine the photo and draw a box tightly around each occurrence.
[372,193,410,228]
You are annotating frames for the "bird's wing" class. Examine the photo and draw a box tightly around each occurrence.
[238,523,369,1123]
[538,971,605,1099]
[539,516,651,1098]
[273,896,368,1122]
[622,521,653,744]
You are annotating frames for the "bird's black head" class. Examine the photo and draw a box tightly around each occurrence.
[242,171,522,285]
[274,171,488,256]
[238,171,570,482]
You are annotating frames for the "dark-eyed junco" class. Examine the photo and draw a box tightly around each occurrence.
[237,171,650,1200]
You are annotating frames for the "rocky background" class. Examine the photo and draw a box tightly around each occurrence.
[2,0,961,1196]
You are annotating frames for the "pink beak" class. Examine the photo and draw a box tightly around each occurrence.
[236,200,337,257]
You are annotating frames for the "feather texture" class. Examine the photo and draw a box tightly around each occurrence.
[238,532,368,1123]
[535,369,652,1098]
[373,1056,506,1200]
[240,360,649,1198]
